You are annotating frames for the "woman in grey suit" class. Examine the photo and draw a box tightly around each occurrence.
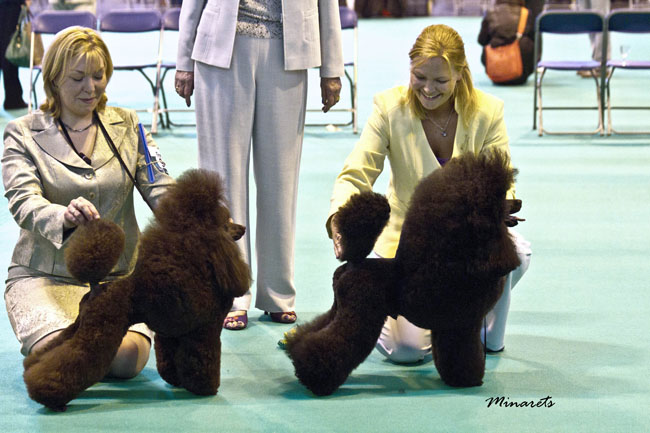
[2,27,174,377]
[175,0,344,330]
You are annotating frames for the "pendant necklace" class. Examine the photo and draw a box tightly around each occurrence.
[61,120,94,133]
[425,104,455,137]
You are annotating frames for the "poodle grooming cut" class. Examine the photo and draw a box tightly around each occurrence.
[23,169,251,411]
[285,150,521,396]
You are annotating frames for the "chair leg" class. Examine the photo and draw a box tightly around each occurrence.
[29,70,41,113]
[160,68,172,129]
[590,74,604,135]
[536,69,546,136]
[533,68,538,130]
[606,70,612,136]
[344,68,357,134]
[135,68,166,129]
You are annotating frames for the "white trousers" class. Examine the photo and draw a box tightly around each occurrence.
[375,229,532,363]
[194,35,308,313]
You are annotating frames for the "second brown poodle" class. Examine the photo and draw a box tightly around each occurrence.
[23,169,251,411]
[285,151,521,395]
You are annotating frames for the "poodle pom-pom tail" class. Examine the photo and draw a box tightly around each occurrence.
[65,219,125,285]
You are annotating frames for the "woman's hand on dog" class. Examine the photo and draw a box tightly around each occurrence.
[331,213,344,259]
[63,197,100,229]
[504,199,525,227]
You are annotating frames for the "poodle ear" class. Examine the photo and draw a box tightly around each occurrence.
[209,236,251,299]
[65,219,125,286]
[469,235,520,278]
[336,192,390,263]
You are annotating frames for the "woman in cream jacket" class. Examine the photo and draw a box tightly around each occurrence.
[329,25,531,362]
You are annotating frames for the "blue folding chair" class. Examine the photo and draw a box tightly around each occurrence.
[306,6,359,133]
[28,10,97,112]
[99,9,163,128]
[533,10,606,135]
[603,9,650,135]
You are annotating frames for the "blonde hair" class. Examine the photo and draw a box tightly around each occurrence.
[40,27,113,118]
[406,24,478,126]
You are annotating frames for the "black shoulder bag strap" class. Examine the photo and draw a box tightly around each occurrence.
[93,111,155,212]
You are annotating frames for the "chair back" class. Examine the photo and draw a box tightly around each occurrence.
[607,10,650,33]
[162,7,181,31]
[99,9,162,33]
[339,5,358,30]
[32,10,97,34]
[537,11,604,34]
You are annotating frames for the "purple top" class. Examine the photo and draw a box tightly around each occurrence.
[437,156,449,166]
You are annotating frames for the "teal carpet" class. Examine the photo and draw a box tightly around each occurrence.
[1,15,649,433]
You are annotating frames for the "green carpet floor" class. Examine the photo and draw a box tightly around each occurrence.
[1,15,649,433]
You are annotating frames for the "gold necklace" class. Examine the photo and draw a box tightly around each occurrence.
[425,104,455,137]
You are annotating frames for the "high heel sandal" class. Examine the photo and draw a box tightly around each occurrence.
[264,311,297,324]
[223,310,248,330]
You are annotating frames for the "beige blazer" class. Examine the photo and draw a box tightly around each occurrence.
[177,0,344,77]
[2,107,174,279]
[328,86,514,258]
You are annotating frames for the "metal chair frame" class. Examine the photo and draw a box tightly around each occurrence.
[603,9,650,135]
[151,7,195,134]
[306,6,359,134]
[533,10,607,136]
[98,8,164,130]
[28,10,98,112]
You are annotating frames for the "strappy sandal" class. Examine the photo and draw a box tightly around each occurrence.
[264,311,297,324]
[223,310,248,330]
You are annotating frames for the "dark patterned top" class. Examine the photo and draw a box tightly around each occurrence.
[236,0,283,39]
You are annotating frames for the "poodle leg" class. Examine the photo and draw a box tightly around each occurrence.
[23,318,81,372]
[154,334,182,388]
[173,323,222,396]
[287,262,393,396]
[285,302,337,344]
[22,288,97,371]
[284,265,348,347]
[287,312,385,396]
[23,284,131,411]
[431,321,486,387]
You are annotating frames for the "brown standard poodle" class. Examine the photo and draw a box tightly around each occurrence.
[285,150,521,396]
[23,169,251,411]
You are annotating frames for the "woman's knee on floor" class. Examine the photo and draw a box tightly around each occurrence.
[107,332,151,379]
[376,341,430,364]
[376,316,431,364]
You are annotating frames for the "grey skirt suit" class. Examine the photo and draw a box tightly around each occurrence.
[2,107,174,354]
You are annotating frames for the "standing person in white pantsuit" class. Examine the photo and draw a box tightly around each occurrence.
[175,0,344,330]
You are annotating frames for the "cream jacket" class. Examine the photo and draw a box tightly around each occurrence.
[2,107,174,279]
[328,86,514,258]
[176,0,344,77]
